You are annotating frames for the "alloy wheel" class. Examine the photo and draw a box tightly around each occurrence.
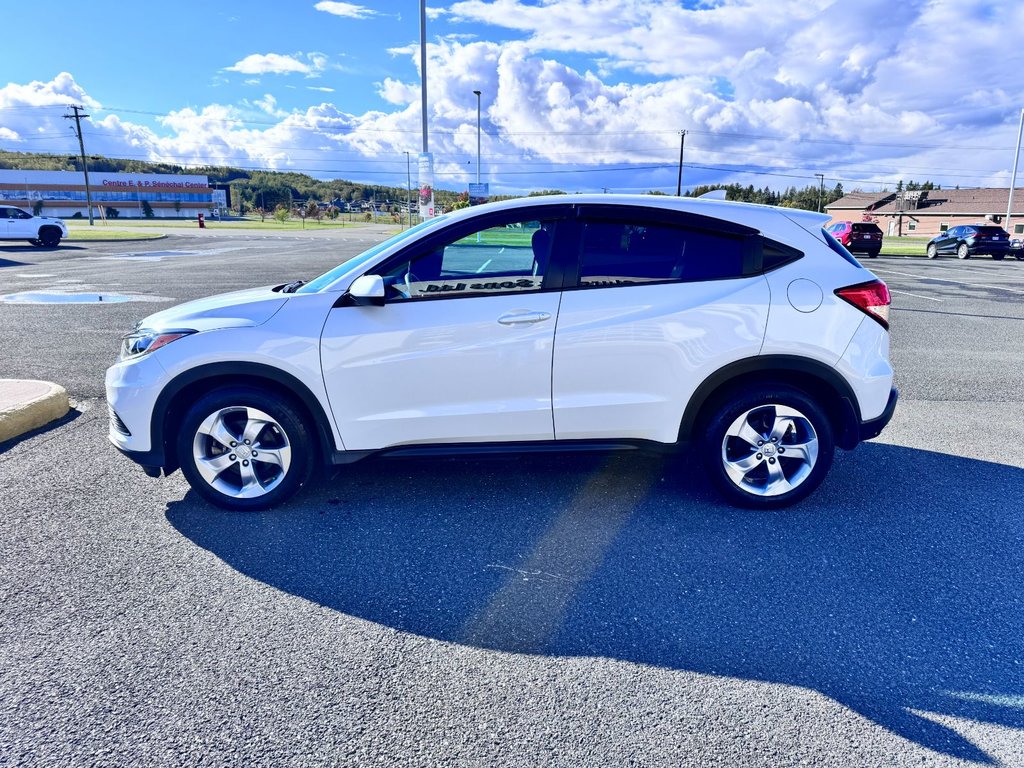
[720,404,819,497]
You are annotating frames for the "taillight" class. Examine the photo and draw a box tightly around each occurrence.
[835,279,891,330]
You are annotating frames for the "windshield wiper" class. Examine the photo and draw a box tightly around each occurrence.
[280,280,306,293]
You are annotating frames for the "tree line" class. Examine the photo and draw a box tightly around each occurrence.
[0,151,939,214]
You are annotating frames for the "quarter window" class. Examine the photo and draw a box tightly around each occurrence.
[575,219,745,287]
[381,218,556,301]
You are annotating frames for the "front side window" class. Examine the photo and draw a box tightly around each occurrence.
[575,219,745,287]
[381,217,557,301]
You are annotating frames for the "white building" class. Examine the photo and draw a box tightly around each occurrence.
[0,169,217,219]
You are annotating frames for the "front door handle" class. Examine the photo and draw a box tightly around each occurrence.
[497,310,552,326]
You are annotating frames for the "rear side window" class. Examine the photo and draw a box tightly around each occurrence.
[762,239,803,272]
[851,223,882,234]
[575,219,745,287]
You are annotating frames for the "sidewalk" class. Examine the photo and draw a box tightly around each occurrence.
[0,380,70,444]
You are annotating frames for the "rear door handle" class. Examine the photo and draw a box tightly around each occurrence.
[497,310,552,326]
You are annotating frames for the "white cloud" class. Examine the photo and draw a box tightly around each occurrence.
[5,1,1024,196]
[226,52,328,76]
[313,1,378,18]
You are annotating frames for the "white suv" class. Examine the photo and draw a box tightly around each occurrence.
[0,206,68,247]
[106,195,897,510]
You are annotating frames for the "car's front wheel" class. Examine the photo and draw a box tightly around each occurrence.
[702,386,835,509]
[957,243,970,259]
[39,227,62,248]
[176,387,315,510]
[926,243,938,259]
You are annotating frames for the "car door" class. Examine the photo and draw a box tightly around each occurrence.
[551,206,770,444]
[320,206,571,451]
[936,227,959,253]
[7,207,33,238]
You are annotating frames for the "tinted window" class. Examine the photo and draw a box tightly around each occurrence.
[851,223,881,234]
[576,220,744,286]
[762,239,803,272]
[381,218,556,301]
[974,226,1007,236]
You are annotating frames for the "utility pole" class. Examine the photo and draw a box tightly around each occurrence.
[1005,108,1024,235]
[815,173,825,212]
[64,104,94,225]
[676,130,687,196]
[405,151,412,228]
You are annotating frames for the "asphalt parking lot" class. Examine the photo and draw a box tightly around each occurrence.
[1,231,1022,766]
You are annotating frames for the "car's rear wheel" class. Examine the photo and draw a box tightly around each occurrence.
[957,243,970,259]
[702,386,834,509]
[176,387,315,510]
[926,243,938,259]
[992,253,1005,261]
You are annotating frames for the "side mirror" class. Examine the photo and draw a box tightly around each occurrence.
[348,274,386,306]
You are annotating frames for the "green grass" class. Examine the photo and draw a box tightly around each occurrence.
[65,229,164,241]
[878,236,930,256]
[65,217,401,232]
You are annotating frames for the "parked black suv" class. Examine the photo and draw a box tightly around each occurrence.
[926,225,1010,260]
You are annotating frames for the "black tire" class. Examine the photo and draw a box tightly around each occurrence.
[867,250,879,259]
[992,253,1004,261]
[926,243,938,259]
[701,385,835,509]
[39,227,61,248]
[957,243,970,259]
[176,386,316,511]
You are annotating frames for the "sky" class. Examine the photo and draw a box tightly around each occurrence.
[2,0,1024,197]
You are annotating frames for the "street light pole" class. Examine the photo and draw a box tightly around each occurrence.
[473,89,482,185]
[1005,108,1024,235]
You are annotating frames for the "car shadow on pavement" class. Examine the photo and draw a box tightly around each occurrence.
[166,443,1023,763]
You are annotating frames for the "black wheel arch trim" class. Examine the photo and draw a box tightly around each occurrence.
[147,362,338,471]
[678,355,867,450]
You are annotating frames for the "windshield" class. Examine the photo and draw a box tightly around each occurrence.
[296,216,448,294]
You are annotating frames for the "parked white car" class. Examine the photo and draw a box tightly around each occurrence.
[106,194,897,510]
[0,205,67,247]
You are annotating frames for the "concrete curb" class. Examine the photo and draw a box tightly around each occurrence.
[0,380,70,444]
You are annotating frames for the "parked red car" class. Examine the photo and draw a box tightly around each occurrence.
[825,221,883,258]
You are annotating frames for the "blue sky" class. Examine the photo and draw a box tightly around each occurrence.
[3,0,1024,196]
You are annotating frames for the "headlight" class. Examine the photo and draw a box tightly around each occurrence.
[120,328,195,360]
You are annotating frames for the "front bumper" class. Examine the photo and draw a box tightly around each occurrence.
[859,386,898,442]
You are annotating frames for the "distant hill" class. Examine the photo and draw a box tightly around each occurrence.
[0,151,459,212]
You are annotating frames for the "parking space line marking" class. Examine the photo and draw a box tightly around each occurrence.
[871,267,1024,295]
[889,289,942,302]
